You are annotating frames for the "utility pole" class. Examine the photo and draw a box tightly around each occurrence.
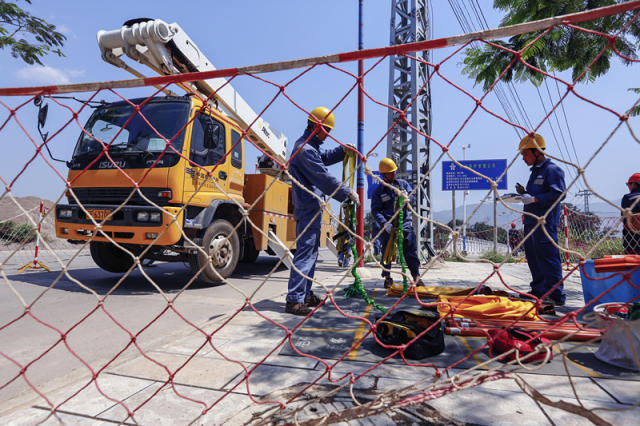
[387,0,433,260]
[462,144,470,252]
[576,189,593,213]
[356,0,365,266]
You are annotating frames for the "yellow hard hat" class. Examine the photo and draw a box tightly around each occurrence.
[308,106,335,130]
[379,157,398,173]
[518,133,546,151]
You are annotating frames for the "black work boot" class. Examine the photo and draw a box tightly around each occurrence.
[383,276,394,289]
[304,292,323,307]
[285,302,312,316]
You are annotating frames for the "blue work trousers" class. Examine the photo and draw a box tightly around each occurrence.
[379,228,420,278]
[287,212,322,304]
[523,224,565,303]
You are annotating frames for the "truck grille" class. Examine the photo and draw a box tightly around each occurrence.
[68,188,170,206]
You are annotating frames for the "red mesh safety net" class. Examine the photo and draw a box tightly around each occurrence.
[1,3,640,424]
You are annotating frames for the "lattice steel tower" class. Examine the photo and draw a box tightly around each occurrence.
[387,0,433,258]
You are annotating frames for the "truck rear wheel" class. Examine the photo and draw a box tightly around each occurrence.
[90,241,135,273]
[191,219,240,282]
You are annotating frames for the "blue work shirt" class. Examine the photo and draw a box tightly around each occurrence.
[524,158,566,228]
[621,189,640,213]
[289,130,349,221]
[621,189,640,238]
[371,178,415,231]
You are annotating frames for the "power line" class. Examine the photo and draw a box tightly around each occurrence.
[444,0,583,201]
[554,75,582,170]
[535,85,581,188]
[446,0,525,137]
[543,79,584,191]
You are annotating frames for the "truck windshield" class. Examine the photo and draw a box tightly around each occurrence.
[72,101,189,167]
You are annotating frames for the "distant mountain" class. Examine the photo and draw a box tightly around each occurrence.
[431,200,620,228]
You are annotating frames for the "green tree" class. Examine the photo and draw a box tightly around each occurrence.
[0,0,66,65]
[433,219,463,250]
[630,88,640,116]
[468,221,508,244]
[364,211,374,239]
[462,1,640,115]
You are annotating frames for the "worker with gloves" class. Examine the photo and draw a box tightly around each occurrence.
[515,133,566,305]
[371,158,423,288]
[621,172,640,254]
[286,106,360,316]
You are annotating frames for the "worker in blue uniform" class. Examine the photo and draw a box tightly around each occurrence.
[621,172,640,254]
[286,106,360,315]
[515,133,566,306]
[371,158,423,288]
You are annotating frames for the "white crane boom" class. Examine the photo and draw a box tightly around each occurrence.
[96,18,287,164]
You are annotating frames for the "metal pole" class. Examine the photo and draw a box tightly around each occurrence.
[563,204,570,268]
[462,144,469,252]
[452,190,456,231]
[493,193,498,252]
[356,0,365,266]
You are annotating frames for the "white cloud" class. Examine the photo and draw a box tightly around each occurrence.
[16,65,85,85]
[56,24,77,39]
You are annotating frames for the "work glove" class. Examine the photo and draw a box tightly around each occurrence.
[385,223,393,233]
[348,190,360,207]
[521,194,536,205]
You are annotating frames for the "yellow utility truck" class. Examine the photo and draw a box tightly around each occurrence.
[55,18,333,281]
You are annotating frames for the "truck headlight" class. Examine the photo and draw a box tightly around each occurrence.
[149,212,162,223]
[136,211,149,222]
[58,208,73,218]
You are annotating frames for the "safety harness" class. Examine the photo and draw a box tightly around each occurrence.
[343,202,388,313]
[382,190,409,292]
[339,150,388,312]
[333,148,357,265]
[342,176,413,311]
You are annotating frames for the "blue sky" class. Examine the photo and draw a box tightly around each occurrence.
[1,1,638,223]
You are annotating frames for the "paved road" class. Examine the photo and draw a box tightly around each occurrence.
[2,249,639,425]
[0,248,294,411]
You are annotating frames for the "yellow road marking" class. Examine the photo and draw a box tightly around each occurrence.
[460,335,488,369]
[553,344,600,378]
[347,289,378,361]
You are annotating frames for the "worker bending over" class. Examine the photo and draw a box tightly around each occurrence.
[286,107,359,316]
[371,158,423,288]
[515,133,566,306]
[622,173,640,254]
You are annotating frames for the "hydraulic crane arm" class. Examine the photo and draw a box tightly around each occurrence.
[97,18,287,164]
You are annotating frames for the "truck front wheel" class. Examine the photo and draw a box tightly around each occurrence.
[191,219,240,283]
[90,241,135,273]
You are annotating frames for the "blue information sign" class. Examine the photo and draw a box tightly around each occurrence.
[366,171,381,199]
[442,159,507,191]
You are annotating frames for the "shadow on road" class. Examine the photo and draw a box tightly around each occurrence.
[5,255,288,296]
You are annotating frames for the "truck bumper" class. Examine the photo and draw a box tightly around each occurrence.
[55,204,184,245]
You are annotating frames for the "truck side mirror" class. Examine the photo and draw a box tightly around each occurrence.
[37,103,48,129]
[204,121,221,149]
